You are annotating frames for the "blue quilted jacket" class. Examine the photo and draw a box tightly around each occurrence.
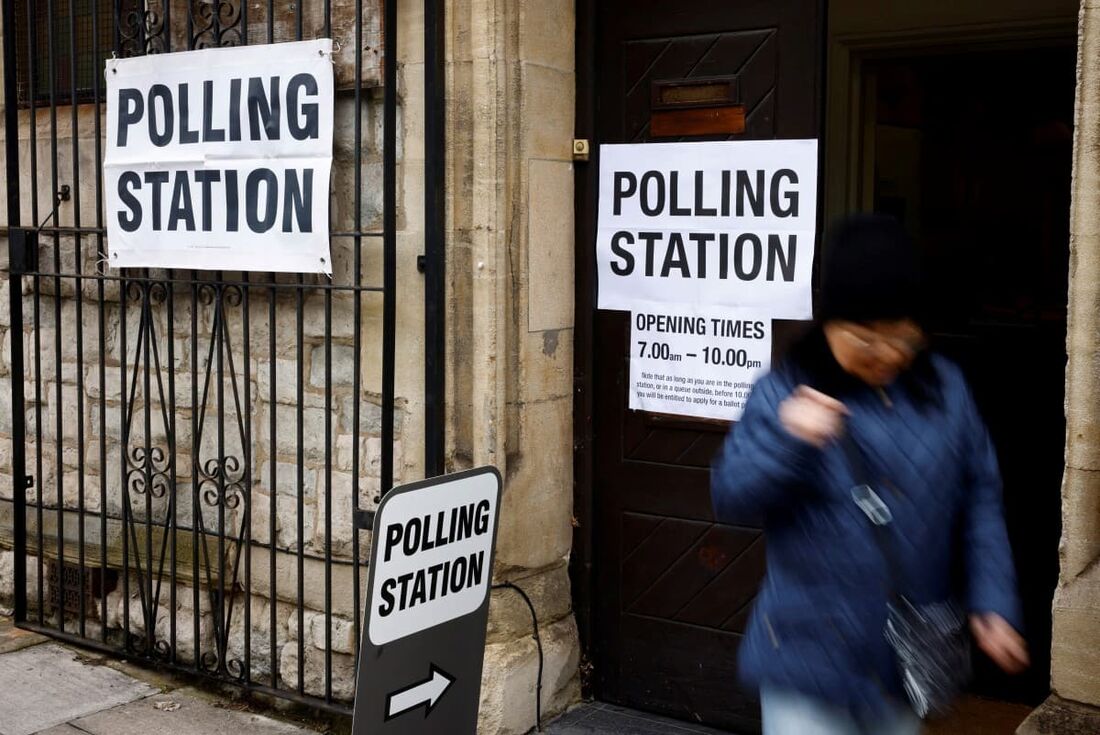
[710,331,1022,717]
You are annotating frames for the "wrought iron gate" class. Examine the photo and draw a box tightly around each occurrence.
[1,0,400,714]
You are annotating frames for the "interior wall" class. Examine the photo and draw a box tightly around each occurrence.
[829,0,1078,37]
[824,0,1078,223]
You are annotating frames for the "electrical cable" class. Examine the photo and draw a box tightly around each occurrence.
[493,581,543,731]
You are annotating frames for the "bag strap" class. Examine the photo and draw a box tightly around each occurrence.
[839,432,905,598]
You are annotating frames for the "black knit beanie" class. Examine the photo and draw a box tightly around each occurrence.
[818,213,925,323]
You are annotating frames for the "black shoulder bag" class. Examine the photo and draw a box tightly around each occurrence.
[841,434,971,719]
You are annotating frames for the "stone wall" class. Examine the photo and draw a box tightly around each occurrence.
[444,0,581,730]
[1051,0,1100,710]
[0,0,583,731]
[1020,1,1100,732]
[0,0,414,703]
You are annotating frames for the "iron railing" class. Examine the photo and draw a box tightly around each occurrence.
[2,0,399,715]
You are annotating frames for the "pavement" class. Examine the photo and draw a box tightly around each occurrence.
[547,697,1035,735]
[0,618,1034,734]
[545,702,730,734]
[0,619,325,735]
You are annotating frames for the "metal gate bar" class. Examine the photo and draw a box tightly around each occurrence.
[1,0,400,714]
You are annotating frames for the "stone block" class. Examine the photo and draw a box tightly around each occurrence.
[363,436,403,480]
[38,387,83,442]
[59,359,80,387]
[249,546,368,619]
[278,641,357,701]
[226,594,289,682]
[304,610,357,655]
[486,561,573,644]
[108,581,215,664]
[521,65,574,160]
[81,439,117,475]
[0,383,10,435]
[86,403,123,448]
[1052,567,1100,706]
[520,328,573,404]
[0,440,11,477]
[527,159,575,333]
[305,292,357,341]
[83,366,122,402]
[334,95,383,160]
[311,473,360,559]
[331,153,386,235]
[333,434,365,473]
[1059,467,1100,579]
[256,358,300,405]
[172,372,198,410]
[0,547,12,606]
[256,460,319,500]
[76,475,106,514]
[261,402,329,462]
[1017,694,1100,735]
[249,492,274,546]
[23,555,39,611]
[478,616,581,734]
[309,343,358,388]
[337,394,386,434]
[105,586,125,630]
[1,327,11,375]
[274,491,317,552]
[519,0,574,72]
[495,397,573,569]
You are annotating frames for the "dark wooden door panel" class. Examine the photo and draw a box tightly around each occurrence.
[617,616,757,730]
[589,0,821,728]
[627,521,761,623]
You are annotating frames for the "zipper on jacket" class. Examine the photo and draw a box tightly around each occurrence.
[875,386,893,408]
[763,614,780,650]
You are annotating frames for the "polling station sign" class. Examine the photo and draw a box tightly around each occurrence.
[353,467,502,735]
[630,305,771,421]
[596,140,818,319]
[104,40,334,273]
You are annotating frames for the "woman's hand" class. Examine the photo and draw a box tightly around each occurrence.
[778,386,848,448]
[969,612,1029,674]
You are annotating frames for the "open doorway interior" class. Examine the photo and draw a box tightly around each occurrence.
[861,44,1075,704]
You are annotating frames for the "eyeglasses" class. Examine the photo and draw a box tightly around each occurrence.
[838,324,926,359]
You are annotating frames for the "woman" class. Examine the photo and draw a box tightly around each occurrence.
[711,214,1029,735]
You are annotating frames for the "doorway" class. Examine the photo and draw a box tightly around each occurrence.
[573,2,1076,732]
[861,45,1074,703]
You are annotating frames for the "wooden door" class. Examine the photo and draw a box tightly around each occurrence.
[584,2,822,730]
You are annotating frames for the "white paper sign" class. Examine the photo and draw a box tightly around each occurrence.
[597,140,818,318]
[368,469,500,646]
[629,304,771,421]
[105,40,334,273]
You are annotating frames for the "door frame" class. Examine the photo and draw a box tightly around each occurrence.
[570,0,598,694]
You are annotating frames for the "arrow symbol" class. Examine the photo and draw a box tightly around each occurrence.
[385,664,455,721]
